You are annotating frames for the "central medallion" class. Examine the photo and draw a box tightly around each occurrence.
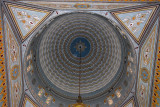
[70,37,90,57]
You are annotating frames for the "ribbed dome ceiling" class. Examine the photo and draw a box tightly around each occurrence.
[39,13,122,93]
[35,13,126,98]
[25,13,136,106]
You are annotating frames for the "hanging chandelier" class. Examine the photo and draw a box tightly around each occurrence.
[68,96,90,107]
[68,45,90,107]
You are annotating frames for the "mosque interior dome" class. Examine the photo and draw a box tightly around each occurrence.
[1,1,158,107]
[24,12,136,107]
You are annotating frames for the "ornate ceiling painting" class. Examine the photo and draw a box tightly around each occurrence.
[136,17,159,107]
[4,2,53,42]
[111,5,158,44]
[3,15,23,107]
[0,0,160,107]
[24,2,141,10]
[0,15,8,107]
[151,17,160,107]
[24,12,137,107]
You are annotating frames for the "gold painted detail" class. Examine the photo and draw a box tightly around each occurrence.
[74,3,90,9]
[0,17,8,106]
[69,103,90,107]
[6,3,52,41]
[75,41,87,52]
[6,17,22,107]
[111,6,157,44]
[152,30,160,106]
[37,86,56,105]
[11,65,19,80]
[28,2,136,10]
[137,20,157,107]
[123,98,135,107]
[140,68,150,83]
[23,95,38,107]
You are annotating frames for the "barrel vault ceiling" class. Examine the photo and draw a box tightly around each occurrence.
[0,0,160,107]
